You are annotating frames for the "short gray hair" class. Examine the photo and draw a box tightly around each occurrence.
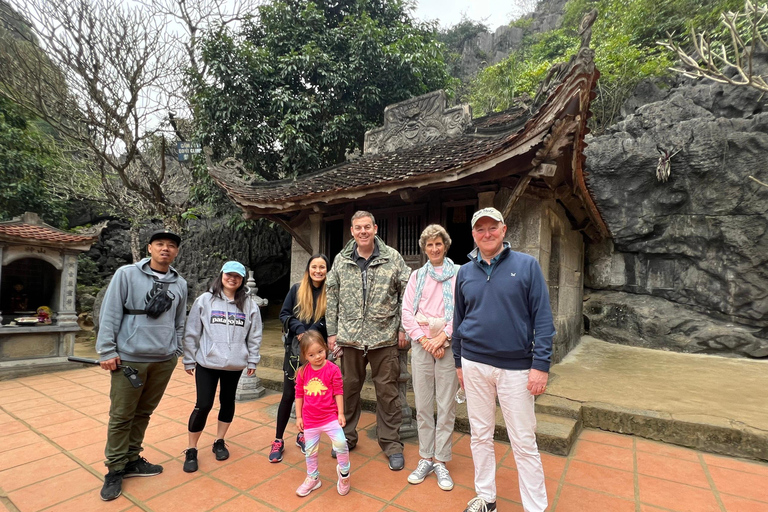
[419,224,452,252]
[351,210,376,226]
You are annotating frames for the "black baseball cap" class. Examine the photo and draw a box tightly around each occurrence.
[148,229,181,246]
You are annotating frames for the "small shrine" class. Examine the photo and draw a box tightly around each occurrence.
[0,212,98,374]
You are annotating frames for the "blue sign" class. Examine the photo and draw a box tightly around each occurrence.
[177,141,202,162]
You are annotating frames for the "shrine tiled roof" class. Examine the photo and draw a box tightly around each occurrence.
[0,219,98,245]
[212,128,521,205]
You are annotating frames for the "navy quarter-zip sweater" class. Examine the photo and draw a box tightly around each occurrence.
[452,243,555,372]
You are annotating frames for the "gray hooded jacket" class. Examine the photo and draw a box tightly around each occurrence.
[182,292,262,371]
[96,258,188,362]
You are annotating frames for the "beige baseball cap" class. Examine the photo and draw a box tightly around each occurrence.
[471,207,504,228]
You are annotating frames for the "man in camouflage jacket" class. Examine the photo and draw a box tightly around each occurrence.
[327,211,411,470]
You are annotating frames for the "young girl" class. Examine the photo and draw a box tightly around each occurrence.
[271,254,329,463]
[294,331,350,497]
[181,261,262,473]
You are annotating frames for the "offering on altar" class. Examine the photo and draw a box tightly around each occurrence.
[37,306,53,324]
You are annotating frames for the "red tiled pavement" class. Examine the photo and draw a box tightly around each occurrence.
[1,365,767,511]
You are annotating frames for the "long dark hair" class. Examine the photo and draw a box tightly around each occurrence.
[209,273,248,311]
[295,253,330,323]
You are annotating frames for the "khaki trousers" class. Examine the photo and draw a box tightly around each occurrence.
[340,345,403,456]
[411,341,458,462]
[104,357,177,471]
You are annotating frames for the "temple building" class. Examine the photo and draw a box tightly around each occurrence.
[210,41,607,363]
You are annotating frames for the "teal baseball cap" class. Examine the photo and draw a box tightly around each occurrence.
[221,261,246,277]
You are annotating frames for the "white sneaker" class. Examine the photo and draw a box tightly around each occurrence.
[407,458,434,484]
[433,461,454,491]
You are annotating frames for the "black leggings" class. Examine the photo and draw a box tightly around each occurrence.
[275,371,296,439]
[188,364,243,433]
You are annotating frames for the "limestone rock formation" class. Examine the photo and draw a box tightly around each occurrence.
[584,57,768,358]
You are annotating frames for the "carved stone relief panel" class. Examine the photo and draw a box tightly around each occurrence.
[364,90,472,155]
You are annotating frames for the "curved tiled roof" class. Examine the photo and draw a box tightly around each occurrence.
[0,221,98,245]
[212,129,521,205]
[209,46,609,239]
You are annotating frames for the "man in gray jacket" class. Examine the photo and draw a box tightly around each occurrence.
[96,230,188,501]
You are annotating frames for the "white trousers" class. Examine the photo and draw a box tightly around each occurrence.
[462,358,547,512]
[411,342,458,461]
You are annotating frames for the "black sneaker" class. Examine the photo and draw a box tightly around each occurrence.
[123,457,163,478]
[296,432,306,454]
[183,448,198,473]
[212,439,229,461]
[100,470,124,501]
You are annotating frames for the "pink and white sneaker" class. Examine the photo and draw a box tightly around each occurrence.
[336,464,351,496]
[296,476,321,497]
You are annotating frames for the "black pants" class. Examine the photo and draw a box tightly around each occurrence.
[275,367,296,439]
[188,364,243,433]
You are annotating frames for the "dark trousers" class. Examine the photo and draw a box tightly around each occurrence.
[188,364,243,433]
[105,357,177,471]
[275,371,296,439]
[341,345,403,456]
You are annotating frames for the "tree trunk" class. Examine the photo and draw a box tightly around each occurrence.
[130,223,142,263]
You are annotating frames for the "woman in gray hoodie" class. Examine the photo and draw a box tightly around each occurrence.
[182,261,262,472]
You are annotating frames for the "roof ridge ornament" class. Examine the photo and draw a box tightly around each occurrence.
[531,9,598,110]
[363,90,472,155]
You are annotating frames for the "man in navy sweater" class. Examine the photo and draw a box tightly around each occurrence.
[453,207,554,512]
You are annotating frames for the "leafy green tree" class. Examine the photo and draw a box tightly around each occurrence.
[0,96,67,225]
[192,0,454,183]
[468,0,745,130]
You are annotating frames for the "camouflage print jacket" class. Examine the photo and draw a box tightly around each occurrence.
[326,236,411,350]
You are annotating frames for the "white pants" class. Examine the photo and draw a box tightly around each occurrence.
[462,358,547,512]
[412,342,458,461]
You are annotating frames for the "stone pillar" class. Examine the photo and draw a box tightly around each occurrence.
[58,253,78,327]
[309,213,322,254]
[477,191,496,209]
[398,345,417,439]
[236,271,266,402]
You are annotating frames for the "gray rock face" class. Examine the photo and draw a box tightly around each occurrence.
[455,0,566,79]
[584,57,768,358]
[584,290,768,358]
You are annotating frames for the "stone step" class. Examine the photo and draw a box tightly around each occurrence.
[534,394,583,420]
[252,361,580,456]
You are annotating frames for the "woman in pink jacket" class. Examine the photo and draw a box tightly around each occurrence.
[401,224,459,492]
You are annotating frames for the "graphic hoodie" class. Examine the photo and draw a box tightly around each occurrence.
[183,292,262,371]
[96,258,187,362]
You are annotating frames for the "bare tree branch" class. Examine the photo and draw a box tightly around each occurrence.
[660,1,768,93]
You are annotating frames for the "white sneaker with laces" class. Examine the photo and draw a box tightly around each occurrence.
[463,496,497,512]
[407,458,434,484]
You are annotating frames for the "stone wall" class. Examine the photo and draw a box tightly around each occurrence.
[500,194,584,364]
[83,217,292,321]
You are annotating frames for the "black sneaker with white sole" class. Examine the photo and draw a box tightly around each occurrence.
[123,457,163,478]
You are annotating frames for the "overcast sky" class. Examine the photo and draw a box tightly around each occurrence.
[412,0,532,29]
